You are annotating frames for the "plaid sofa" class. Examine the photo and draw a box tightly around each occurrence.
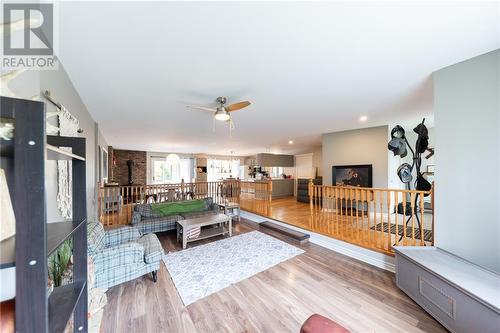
[87,222,164,289]
[131,197,220,234]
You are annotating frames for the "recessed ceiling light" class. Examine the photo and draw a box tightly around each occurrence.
[288,140,294,144]
[359,116,368,122]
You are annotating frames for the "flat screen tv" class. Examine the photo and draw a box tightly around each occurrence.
[332,164,373,188]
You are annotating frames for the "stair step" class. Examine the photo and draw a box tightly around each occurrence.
[259,221,310,244]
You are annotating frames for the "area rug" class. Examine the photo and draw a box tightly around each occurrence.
[370,223,433,242]
[163,231,304,305]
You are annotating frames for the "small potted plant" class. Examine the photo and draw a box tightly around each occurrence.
[48,238,73,288]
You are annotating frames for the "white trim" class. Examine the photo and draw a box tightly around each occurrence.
[241,210,395,272]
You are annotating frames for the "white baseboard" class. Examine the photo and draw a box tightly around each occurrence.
[241,211,395,272]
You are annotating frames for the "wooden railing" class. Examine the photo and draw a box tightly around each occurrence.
[98,178,432,255]
[308,182,434,254]
[239,180,272,216]
[98,179,273,227]
[98,179,241,227]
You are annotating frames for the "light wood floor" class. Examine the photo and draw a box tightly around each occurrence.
[242,196,433,254]
[101,219,445,333]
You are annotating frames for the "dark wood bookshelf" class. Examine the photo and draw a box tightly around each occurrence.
[0,219,86,269]
[48,281,86,333]
[47,219,86,257]
[0,96,88,333]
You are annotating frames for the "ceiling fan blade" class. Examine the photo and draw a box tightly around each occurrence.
[226,101,251,112]
[186,106,216,112]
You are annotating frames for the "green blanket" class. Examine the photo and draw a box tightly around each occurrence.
[151,199,206,216]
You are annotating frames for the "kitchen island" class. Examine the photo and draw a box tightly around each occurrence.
[253,178,294,198]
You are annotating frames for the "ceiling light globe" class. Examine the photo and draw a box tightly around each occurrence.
[215,111,230,121]
[166,153,180,164]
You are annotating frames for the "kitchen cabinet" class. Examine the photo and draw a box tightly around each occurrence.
[244,156,257,166]
[256,153,294,167]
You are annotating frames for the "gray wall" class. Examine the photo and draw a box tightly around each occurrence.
[6,62,104,222]
[434,50,500,273]
[322,126,389,188]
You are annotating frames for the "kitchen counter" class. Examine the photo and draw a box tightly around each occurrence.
[249,178,294,198]
[271,179,294,198]
[243,178,294,198]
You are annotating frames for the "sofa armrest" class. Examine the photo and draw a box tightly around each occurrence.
[105,226,141,247]
[131,211,142,225]
[210,203,220,213]
[136,234,164,264]
[92,242,145,273]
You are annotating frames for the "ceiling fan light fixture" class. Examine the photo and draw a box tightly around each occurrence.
[214,108,230,121]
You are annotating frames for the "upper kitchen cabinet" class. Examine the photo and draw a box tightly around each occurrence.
[256,153,294,167]
[244,156,257,166]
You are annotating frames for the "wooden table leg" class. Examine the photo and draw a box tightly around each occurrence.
[182,231,187,249]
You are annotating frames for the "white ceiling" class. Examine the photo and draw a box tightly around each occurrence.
[58,1,499,156]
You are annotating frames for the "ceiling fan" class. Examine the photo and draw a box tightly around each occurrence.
[187,97,251,130]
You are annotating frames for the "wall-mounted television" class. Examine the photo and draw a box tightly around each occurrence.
[332,164,373,188]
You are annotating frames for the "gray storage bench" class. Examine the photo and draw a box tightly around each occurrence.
[394,246,500,333]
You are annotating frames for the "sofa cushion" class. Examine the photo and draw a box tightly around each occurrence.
[92,242,145,273]
[105,226,141,247]
[87,222,105,255]
[134,204,162,218]
[136,215,181,235]
[202,197,214,209]
[136,233,164,264]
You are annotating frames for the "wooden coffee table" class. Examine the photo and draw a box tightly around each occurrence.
[176,213,232,249]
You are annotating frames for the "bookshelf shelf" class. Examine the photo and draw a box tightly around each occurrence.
[46,144,85,161]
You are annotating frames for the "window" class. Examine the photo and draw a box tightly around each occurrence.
[207,158,240,181]
[151,158,178,184]
[150,157,194,184]
[270,167,284,178]
[179,158,194,183]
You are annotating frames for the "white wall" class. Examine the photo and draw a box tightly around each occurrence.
[434,50,500,273]
[295,153,314,179]
[322,126,389,187]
